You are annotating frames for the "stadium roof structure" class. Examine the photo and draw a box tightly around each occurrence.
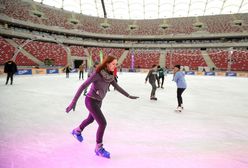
[34,0,248,19]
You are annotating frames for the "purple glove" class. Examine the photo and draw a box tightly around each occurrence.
[128,95,139,99]
[66,101,77,113]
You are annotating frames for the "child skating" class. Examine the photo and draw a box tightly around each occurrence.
[173,65,187,112]
[66,56,139,159]
[145,64,159,100]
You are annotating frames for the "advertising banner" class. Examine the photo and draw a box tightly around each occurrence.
[70,68,78,73]
[32,69,46,75]
[226,72,237,77]
[205,72,215,76]
[16,69,32,75]
[216,72,226,76]
[46,69,59,74]
[237,73,248,77]
[185,71,195,75]
[196,72,204,76]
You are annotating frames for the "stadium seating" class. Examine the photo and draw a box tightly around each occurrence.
[1,0,247,35]
[87,47,125,63]
[13,39,67,66]
[208,49,248,71]
[15,52,38,66]
[207,49,228,70]
[0,36,15,65]
[69,45,85,57]
[121,50,160,69]
[166,49,207,70]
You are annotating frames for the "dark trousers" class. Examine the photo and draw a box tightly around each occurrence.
[150,82,157,97]
[6,73,14,85]
[66,72,69,78]
[79,96,106,144]
[159,76,164,87]
[177,88,186,107]
[79,71,84,80]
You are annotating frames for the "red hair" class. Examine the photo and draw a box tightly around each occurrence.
[96,55,117,73]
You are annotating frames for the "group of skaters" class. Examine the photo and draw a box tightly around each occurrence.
[145,64,186,112]
[66,55,187,159]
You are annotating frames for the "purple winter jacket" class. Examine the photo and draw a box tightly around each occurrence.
[71,69,130,102]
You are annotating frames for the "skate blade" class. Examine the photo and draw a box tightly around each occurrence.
[71,131,83,142]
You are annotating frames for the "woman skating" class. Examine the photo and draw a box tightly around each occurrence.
[173,65,187,112]
[66,55,139,158]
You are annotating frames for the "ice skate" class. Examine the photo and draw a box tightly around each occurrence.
[95,144,110,159]
[71,128,83,142]
[150,96,157,101]
[175,106,182,112]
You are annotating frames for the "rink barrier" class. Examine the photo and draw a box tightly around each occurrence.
[0,67,247,77]
[14,68,78,75]
[16,69,32,75]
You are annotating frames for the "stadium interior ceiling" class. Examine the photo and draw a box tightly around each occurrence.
[33,0,248,20]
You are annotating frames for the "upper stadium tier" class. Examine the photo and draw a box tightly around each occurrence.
[0,0,248,36]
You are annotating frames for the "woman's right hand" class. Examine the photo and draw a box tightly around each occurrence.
[66,101,77,113]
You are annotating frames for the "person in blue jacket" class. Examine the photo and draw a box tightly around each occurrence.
[173,65,187,112]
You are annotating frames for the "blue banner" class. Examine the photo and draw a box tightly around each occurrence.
[226,72,237,77]
[46,69,59,74]
[205,72,215,76]
[16,69,32,75]
[186,71,195,75]
[71,68,78,73]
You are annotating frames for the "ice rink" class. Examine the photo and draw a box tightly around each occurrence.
[0,72,248,168]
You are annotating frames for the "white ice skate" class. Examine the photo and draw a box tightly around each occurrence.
[175,106,182,112]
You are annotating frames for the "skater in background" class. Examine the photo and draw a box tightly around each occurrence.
[83,61,99,95]
[4,60,18,85]
[64,64,72,78]
[78,63,85,80]
[173,64,187,112]
[66,55,139,159]
[108,66,118,91]
[157,65,165,89]
[145,64,159,100]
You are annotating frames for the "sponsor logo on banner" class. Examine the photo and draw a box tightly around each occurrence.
[32,69,46,74]
[205,72,215,76]
[226,72,237,76]
[17,69,32,75]
[196,72,204,76]
[237,73,248,77]
[186,71,195,75]
[216,72,226,76]
[71,68,78,73]
[47,69,59,74]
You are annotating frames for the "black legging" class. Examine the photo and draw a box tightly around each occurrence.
[79,96,106,144]
[79,71,84,80]
[6,73,14,85]
[159,76,164,87]
[177,88,186,107]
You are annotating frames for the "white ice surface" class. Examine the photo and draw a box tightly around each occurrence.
[0,72,248,168]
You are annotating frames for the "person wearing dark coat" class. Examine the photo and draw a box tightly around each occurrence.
[4,60,18,85]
